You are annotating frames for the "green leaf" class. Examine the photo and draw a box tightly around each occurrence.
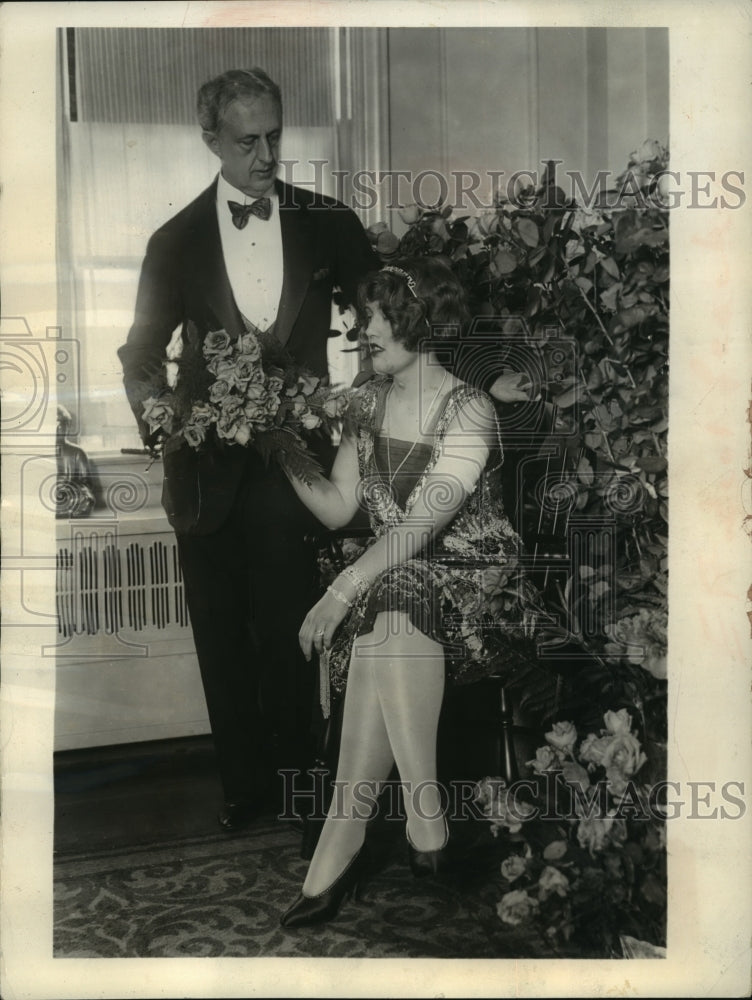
[494,249,518,275]
[640,873,667,906]
[553,386,580,409]
[636,455,667,473]
[577,455,594,485]
[527,246,547,268]
[543,839,569,861]
[590,581,611,600]
[543,214,558,243]
[584,432,603,450]
[525,287,542,318]
[517,217,540,247]
[599,255,620,280]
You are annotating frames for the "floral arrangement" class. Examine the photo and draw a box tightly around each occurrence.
[360,140,670,728]
[140,323,351,482]
[474,707,667,957]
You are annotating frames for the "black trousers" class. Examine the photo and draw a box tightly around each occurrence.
[176,452,322,805]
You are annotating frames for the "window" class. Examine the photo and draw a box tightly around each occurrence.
[58,27,388,452]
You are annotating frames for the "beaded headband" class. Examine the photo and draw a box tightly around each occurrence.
[381,265,419,300]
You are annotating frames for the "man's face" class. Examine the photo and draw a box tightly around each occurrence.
[203,94,282,198]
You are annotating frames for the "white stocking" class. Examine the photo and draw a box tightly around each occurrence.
[301,646,394,897]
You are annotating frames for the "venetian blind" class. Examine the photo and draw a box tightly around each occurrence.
[70,27,336,126]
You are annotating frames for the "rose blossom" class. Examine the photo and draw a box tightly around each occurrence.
[209,378,233,403]
[183,421,207,448]
[398,203,422,225]
[300,410,322,430]
[576,813,628,855]
[605,767,631,799]
[189,402,213,426]
[473,778,532,834]
[207,355,230,375]
[500,855,527,882]
[603,709,633,736]
[142,396,174,431]
[323,392,350,419]
[578,733,610,767]
[497,890,539,926]
[545,720,577,754]
[608,610,667,680]
[501,854,527,882]
[244,398,273,426]
[237,332,262,361]
[216,406,242,440]
[218,396,243,419]
[600,731,647,780]
[202,329,232,357]
[233,355,263,384]
[634,138,664,163]
[537,866,570,901]
[527,745,562,774]
[473,777,506,813]
[232,420,252,446]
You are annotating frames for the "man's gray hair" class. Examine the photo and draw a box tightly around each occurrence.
[197,68,282,133]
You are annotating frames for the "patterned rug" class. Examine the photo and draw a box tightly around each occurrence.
[53,818,551,959]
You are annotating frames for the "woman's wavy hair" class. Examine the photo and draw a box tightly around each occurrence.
[356,256,469,353]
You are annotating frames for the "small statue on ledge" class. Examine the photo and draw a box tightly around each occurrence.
[56,405,96,519]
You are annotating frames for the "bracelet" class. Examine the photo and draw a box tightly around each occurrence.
[326,584,353,608]
[340,565,369,598]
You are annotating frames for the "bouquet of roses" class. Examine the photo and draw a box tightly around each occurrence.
[140,324,351,483]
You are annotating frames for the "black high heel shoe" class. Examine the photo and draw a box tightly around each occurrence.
[280,848,366,928]
[406,818,450,878]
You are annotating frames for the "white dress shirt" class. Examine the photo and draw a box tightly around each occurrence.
[216,172,283,332]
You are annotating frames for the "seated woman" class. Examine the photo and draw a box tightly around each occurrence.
[280,256,544,928]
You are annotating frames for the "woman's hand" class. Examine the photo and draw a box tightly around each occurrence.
[488,370,537,404]
[298,590,351,661]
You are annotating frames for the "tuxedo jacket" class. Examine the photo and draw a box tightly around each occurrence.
[118,178,377,536]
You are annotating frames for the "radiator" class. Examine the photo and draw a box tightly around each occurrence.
[55,528,191,647]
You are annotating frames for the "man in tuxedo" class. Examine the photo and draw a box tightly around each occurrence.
[118,68,377,831]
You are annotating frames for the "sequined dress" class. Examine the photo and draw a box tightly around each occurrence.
[324,375,546,700]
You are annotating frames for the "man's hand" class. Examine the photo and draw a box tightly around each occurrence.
[143,428,167,468]
[488,370,538,404]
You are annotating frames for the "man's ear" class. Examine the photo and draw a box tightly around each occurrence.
[202,131,220,157]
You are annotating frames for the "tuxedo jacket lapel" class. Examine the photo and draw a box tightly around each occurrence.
[275,181,315,347]
[187,180,246,340]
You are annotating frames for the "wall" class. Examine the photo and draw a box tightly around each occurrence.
[387,27,669,227]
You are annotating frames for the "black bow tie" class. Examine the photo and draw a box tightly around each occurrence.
[228,197,272,228]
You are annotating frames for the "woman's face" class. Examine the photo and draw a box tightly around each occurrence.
[363,301,416,376]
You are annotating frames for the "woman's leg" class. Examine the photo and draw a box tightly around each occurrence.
[300,611,446,896]
[361,611,447,851]
[301,645,394,897]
